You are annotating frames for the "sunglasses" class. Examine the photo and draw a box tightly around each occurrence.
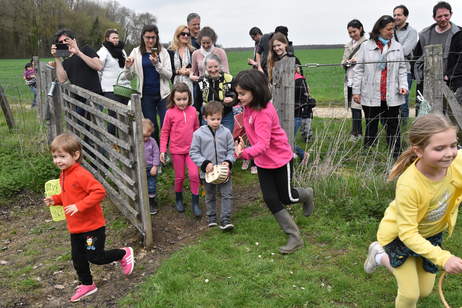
[179,32,190,37]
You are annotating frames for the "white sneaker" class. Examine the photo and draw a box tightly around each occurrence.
[241,160,250,170]
[250,166,258,174]
[364,241,384,274]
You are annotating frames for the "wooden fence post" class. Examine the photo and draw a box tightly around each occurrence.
[423,45,444,113]
[131,94,153,247]
[33,56,42,120]
[272,56,295,146]
[0,85,16,130]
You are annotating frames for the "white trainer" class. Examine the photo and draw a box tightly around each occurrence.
[364,241,384,274]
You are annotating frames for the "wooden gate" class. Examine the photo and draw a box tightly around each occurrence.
[35,59,153,246]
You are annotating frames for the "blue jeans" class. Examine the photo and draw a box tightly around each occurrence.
[29,86,37,107]
[146,165,157,197]
[141,95,166,142]
[294,117,305,159]
[221,111,234,133]
[400,73,413,120]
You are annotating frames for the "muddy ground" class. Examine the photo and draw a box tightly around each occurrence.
[0,185,260,308]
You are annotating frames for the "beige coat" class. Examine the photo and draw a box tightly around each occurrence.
[342,36,367,110]
[352,39,408,107]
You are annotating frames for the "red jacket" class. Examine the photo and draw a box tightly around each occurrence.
[160,105,199,154]
[51,163,106,234]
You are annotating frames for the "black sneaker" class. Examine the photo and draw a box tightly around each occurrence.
[208,216,218,228]
[219,220,234,231]
[149,198,158,215]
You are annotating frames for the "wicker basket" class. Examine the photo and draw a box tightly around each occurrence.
[205,165,229,184]
[113,72,139,98]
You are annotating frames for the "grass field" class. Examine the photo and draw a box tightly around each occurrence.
[119,118,462,308]
[0,53,456,307]
[0,48,415,105]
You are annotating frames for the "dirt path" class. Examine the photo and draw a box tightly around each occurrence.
[313,107,416,118]
[0,184,261,308]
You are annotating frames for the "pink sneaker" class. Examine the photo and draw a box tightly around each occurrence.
[70,284,97,302]
[120,247,134,275]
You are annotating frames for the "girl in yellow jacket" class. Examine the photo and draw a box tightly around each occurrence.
[364,113,462,308]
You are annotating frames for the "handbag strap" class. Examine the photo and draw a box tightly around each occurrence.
[347,43,362,61]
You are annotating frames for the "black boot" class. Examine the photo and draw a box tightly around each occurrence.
[175,192,185,213]
[191,194,201,217]
[149,197,158,215]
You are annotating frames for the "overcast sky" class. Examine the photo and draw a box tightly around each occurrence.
[116,0,462,47]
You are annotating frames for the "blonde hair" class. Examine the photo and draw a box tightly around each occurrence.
[387,113,457,181]
[168,25,194,52]
[142,118,154,135]
[50,133,82,162]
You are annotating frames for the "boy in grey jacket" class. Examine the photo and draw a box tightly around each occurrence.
[190,101,235,230]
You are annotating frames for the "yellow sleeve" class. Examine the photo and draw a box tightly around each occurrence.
[396,183,453,268]
[450,150,462,188]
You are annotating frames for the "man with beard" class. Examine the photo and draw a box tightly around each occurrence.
[412,1,460,115]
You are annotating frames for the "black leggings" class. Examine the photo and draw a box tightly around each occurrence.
[257,161,300,214]
[70,227,125,285]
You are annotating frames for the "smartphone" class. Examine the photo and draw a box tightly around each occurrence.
[151,48,158,57]
[55,43,70,57]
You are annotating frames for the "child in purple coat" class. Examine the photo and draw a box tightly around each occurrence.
[143,119,160,214]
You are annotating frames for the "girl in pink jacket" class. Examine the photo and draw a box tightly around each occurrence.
[234,70,314,254]
[160,82,201,216]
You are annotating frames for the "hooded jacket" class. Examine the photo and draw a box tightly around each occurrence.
[190,124,235,178]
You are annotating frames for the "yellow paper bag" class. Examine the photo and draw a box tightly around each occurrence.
[44,179,65,222]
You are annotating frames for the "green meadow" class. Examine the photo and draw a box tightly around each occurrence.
[0,50,454,307]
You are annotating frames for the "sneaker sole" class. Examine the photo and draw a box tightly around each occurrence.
[208,223,218,228]
[70,287,98,302]
[364,242,378,274]
[220,224,234,231]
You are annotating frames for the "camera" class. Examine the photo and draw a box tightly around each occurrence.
[55,43,70,58]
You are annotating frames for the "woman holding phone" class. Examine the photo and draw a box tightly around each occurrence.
[125,24,172,141]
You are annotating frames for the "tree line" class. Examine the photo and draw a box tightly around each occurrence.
[0,0,156,59]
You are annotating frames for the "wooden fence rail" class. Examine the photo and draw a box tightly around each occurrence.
[36,59,153,246]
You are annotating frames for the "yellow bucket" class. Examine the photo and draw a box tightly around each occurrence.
[44,179,66,222]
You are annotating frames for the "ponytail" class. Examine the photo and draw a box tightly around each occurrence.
[387,147,417,181]
[387,113,457,182]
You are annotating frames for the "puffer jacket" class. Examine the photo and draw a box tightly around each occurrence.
[352,39,408,107]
